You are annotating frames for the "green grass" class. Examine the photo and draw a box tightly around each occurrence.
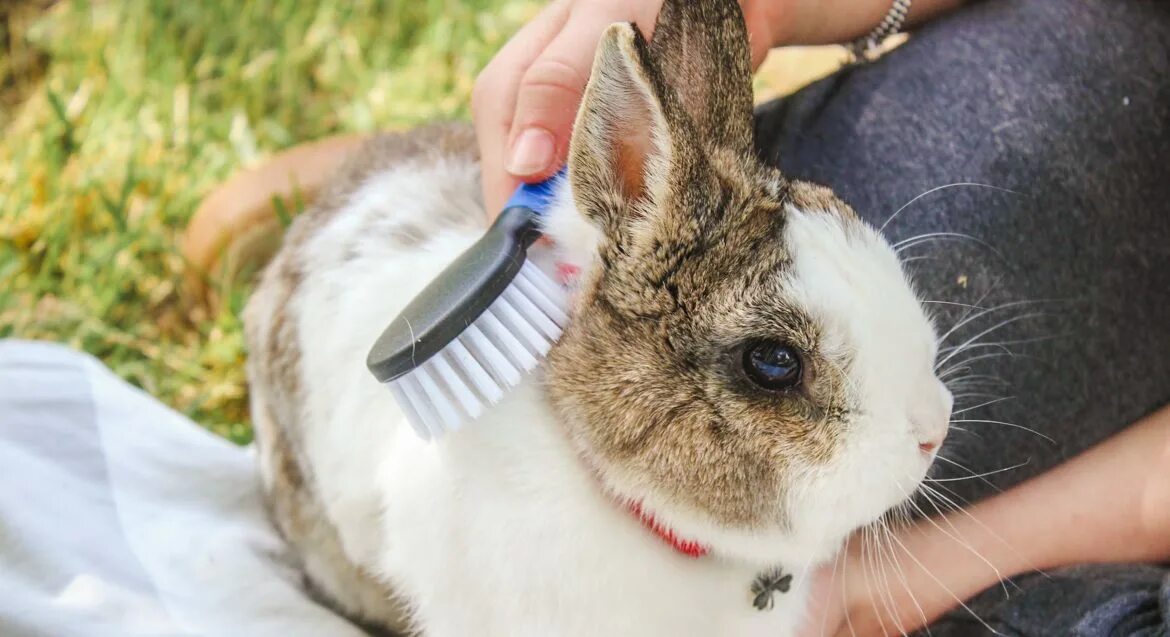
[0,0,537,443]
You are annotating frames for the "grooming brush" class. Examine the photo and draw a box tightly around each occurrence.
[366,174,569,440]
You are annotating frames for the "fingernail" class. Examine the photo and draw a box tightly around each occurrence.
[507,128,556,176]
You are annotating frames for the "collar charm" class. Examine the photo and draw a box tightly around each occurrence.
[750,568,793,611]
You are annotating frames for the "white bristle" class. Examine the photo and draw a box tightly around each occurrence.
[522,261,568,306]
[464,323,521,387]
[492,294,550,357]
[514,265,569,325]
[502,286,561,341]
[389,383,432,441]
[407,373,446,438]
[479,309,539,370]
[447,339,504,403]
[398,375,438,439]
[429,352,483,420]
[414,365,462,433]
[386,263,569,439]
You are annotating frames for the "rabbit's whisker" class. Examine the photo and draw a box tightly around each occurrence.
[858,528,884,635]
[939,353,1020,377]
[939,353,1021,379]
[884,496,925,636]
[909,491,1015,598]
[949,418,1057,445]
[879,182,1023,234]
[938,333,1062,356]
[953,279,1005,330]
[935,299,1045,347]
[931,454,1005,493]
[945,375,1011,390]
[925,458,1028,482]
[919,483,1053,583]
[842,533,860,637]
[950,396,1014,415]
[940,366,972,380]
[938,341,1013,357]
[950,395,1006,409]
[864,523,909,637]
[936,312,1047,369]
[920,299,986,310]
[885,525,1006,636]
[939,337,1064,380]
[908,494,1012,598]
[821,540,845,637]
[948,391,1008,402]
[917,482,1057,583]
[894,232,1007,264]
[876,517,934,636]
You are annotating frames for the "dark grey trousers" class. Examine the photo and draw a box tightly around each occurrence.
[753,0,1170,634]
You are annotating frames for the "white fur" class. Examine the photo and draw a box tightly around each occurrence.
[779,207,951,546]
[282,162,949,635]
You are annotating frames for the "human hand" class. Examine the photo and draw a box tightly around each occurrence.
[796,537,934,637]
[471,0,780,217]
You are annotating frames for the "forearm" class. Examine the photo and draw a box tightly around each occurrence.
[852,403,1170,634]
[991,406,1170,567]
[752,0,967,48]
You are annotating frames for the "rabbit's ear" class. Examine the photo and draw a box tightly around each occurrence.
[648,0,754,153]
[568,22,698,244]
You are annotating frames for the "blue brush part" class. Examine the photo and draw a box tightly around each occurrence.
[502,169,566,216]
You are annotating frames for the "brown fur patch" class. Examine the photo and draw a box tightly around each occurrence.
[789,181,859,221]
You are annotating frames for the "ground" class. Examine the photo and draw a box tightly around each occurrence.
[0,0,844,443]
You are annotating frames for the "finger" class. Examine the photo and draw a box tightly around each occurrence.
[504,1,641,183]
[740,0,779,69]
[473,0,571,216]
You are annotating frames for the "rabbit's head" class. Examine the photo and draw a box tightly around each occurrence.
[542,0,951,565]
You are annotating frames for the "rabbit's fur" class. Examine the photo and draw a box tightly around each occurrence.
[244,1,952,635]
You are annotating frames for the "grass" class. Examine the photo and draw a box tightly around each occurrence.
[0,0,841,444]
[0,0,538,443]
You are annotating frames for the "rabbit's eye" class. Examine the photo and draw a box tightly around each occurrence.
[743,342,802,390]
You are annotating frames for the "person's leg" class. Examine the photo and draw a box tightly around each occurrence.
[753,0,1170,633]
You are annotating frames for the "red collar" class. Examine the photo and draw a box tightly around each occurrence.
[627,501,710,558]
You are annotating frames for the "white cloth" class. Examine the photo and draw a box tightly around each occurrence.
[0,340,367,637]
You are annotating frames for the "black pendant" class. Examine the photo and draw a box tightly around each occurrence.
[750,568,793,611]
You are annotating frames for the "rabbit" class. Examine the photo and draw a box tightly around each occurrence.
[243,0,953,635]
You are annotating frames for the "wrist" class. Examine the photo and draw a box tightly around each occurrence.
[771,0,909,46]
[764,0,964,47]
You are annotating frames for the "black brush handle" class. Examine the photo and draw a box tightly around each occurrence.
[366,204,544,383]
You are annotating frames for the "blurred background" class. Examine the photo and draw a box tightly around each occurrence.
[0,0,845,443]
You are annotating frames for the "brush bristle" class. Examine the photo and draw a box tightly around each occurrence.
[388,261,569,439]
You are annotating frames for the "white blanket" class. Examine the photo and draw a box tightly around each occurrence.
[0,340,367,637]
